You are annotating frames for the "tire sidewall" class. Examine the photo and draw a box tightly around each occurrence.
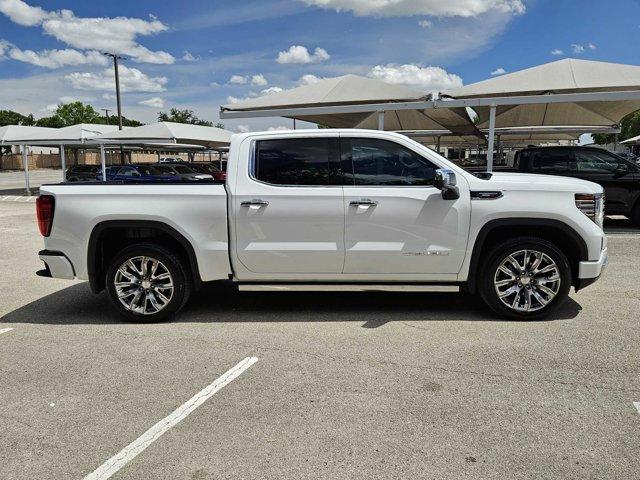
[105,244,190,322]
[479,238,571,320]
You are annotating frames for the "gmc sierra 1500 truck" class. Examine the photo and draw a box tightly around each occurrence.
[35,130,608,321]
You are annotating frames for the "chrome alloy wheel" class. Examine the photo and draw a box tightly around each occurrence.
[494,249,561,313]
[114,256,174,315]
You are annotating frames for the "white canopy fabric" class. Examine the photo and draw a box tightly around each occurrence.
[620,134,640,145]
[6,123,120,146]
[0,125,55,144]
[444,59,640,128]
[94,122,232,148]
[223,74,479,136]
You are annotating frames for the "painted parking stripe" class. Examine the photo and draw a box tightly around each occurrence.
[0,327,14,335]
[82,356,258,480]
[634,402,640,415]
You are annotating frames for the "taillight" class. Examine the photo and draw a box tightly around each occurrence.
[36,195,55,237]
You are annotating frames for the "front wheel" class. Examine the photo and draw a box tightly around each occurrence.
[105,244,192,322]
[479,237,571,320]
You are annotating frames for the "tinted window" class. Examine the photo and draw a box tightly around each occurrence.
[255,138,336,185]
[528,150,574,173]
[174,165,196,174]
[574,150,620,173]
[136,166,161,176]
[341,138,437,186]
[119,166,139,177]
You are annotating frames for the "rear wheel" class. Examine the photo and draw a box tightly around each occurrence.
[105,244,191,322]
[479,237,571,320]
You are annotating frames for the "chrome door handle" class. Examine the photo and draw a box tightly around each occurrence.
[241,199,269,207]
[350,199,378,206]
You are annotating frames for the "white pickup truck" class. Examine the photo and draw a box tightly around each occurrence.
[35,129,608,321]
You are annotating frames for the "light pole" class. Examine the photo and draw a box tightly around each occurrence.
[103,52,126,164]
[102,108,111,125]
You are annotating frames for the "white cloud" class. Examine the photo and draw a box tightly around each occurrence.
[66,65,167,92]
[7,47,108,68]
[418,19,432,28]
[267,125,289,131]
[571,44,585,54]
[0,0,47,26]
[261,86,283,95]
[490,67,506,75]
[182,51,197,61]
[102,93,116,100]
[276,45,330,64]
[43,103,58,112]
[251,74,268,86]
[236,124,250,133]
[298,74,323,85]
[301,0,525,17]
[226,95,242,104]
[0,39,10,57]
[138,97,164,108]
[0,0,174,64]
[368,64,462,92]
[551,49,564,56]
[229,74,247,84]
[587,43,596,50]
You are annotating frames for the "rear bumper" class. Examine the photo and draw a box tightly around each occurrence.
[38,250,75,280]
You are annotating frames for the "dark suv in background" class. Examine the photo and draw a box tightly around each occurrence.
[514,146,640,225]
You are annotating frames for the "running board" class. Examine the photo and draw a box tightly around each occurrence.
[238,284,460,292]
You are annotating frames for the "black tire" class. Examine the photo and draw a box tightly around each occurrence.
[478,237,571,320]
[105,243,192,322]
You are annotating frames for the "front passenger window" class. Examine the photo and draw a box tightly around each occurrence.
[341,138,437,186]
[575,150,621,173]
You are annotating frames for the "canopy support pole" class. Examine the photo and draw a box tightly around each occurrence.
[487,105,497,172]
[100,144,107,182]
[22,145,30,196]
[60,145,66,182]
[219,150,223,170]
[378,111,385,130]
[436,136,441,154]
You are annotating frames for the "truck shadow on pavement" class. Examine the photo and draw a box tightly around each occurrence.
[1,281,582,327]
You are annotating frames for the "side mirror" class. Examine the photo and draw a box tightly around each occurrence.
[434,169,460,200]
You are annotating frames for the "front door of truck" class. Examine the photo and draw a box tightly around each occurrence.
[340,137,470,277]
[234,136,345,275]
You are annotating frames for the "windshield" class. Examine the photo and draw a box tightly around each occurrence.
[174,165,196,174]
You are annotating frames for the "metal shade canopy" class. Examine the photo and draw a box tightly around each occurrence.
[222,74,479,136]
[93,121,233,148]
[6,123,120,146]
[445,58,640,128]
[0,125,56,144]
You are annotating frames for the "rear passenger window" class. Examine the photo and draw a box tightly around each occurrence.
[340,138,437,186]
[254,138,337,185]
[529,150,574,173]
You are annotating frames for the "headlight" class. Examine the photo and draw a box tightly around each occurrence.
[575,193,604,228]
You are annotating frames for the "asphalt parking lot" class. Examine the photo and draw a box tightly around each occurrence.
[1,200,639,480]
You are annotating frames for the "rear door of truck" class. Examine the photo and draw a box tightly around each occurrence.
[231,134,345,275]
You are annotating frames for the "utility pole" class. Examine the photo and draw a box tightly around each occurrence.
[103,52,126,164]
[102,109,111,125]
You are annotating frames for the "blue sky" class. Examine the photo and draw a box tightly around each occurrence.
[1,0,640,132]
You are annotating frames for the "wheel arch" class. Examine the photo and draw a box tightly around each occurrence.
[466,218,588,294]
[87,220,201,294]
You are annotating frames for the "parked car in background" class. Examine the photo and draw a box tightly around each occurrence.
[37,130,607,322]
[154,163,213,181]
[96,164,180,182]
[66,165,99,182]
[158,156,186,163]
[512,146,640,225]
[186,162,227,181]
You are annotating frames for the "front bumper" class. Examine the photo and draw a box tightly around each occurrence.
[575,247,608,291]
[38,250,75,279]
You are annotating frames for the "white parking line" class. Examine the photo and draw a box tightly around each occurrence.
[0,327,14,335]
[634,402,640,415]
[82,356,258,480]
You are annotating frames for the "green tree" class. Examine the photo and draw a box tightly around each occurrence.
[35,115,65,128]
[593,110,640,145]
[158,108,214,126]
[55,101,100,126]
[0,110,35,126]
[97,115,144,127]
